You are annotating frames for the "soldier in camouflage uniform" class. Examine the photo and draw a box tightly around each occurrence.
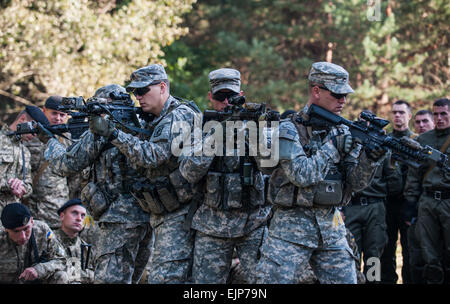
[255,62,385,284]
[40,84,152,284]
[89,64,199,283]
[179,68,271,284]
[24,96,72,230]
[54,199,95,284]
[0,203,67,283]
[404,98,450,284]
[342,151,401,281]
[0,108,36,215]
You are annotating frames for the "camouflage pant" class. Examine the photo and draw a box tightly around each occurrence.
[192,225,267,284]
[94,222,152,284]
[148,213,195,284]
[256,235,357,284]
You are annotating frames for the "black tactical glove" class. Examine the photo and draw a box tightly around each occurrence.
[36,122,53,144]
[89,116,117,139]
[365,143,387,161]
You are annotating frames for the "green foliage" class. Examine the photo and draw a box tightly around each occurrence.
[0,0,195,121]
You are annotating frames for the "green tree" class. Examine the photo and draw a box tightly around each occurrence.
[0,0,195,122]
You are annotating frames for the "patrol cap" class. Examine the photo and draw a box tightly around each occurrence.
[126,64,168,90]
[94,84,126,99]
[208,68,241,94]
[308,62,354,94]
[25,105,50,126]
[44,96,63,111]
[1,203,32,229]
[57,198,86,215]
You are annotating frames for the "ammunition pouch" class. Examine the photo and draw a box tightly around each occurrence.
[130,174,191,215]
[204,171,265,210]
[312,165,344,207]
[81,182,110,221]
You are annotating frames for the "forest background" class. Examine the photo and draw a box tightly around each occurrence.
[0,0,448,126]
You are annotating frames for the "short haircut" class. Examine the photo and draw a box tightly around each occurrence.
[12,110,32,123]
[414,109,433,118]
[433,98,450,108]
[393,100,412,112]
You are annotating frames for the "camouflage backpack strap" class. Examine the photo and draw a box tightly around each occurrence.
[173,96,202,114]
[291,113,311,154]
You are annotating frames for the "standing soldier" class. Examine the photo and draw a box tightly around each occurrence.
[255,62,385,284]
[39,84,152,284]
[1,107,39,215]
[54,198,95,284]
[381,100,416,284]
[408,108,436,284]
[343,150,400,282]
[179,68,271,283]
[0,203,67,283]
[24,96,71,230]
[404,98,450,284]
[89,64,200,283]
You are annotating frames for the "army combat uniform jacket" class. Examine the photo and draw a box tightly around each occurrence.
[54,229,95,284]
[24,136,70,228]
[0,220,66,283]
[267,107,381,249]
[0,125,32,213]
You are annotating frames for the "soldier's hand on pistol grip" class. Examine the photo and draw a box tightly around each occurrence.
[89,116,116,138]
[365,144,387,161]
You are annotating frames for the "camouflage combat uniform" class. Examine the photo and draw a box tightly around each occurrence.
[0,220,67,284]
[255,62,381,284]
[404,126,450,283]
[343,153,401,279]
[24,137,70,229]
[179,68,271,284]
[44,128,152,284]
[111,95,198,284]
[54,228,95,284]
[0,125,32,214]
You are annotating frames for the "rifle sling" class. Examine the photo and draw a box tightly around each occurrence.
[423,134,450,182]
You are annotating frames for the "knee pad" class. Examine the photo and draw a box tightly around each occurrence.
[423,264,444,284]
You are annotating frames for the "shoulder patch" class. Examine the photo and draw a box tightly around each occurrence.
[279,128,298,141]
[46,231,53,240]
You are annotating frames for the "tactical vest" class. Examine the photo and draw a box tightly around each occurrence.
[268,114,345,208]
[130,97,201,215]
[202,118,265,211]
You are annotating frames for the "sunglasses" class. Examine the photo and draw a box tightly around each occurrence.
[316,86,347,100]
[212,91,239,102]
[130,82,162,97]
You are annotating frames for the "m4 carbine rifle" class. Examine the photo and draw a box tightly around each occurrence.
[296,104,450,173]
[58,92,152,136]
[203,95,280,126]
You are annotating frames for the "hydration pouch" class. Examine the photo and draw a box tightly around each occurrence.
[269,168,314,208]
[312,165,343,207]
[81,182,109,221]
[155,179,180,212]
[204,171,222,209]
[169,169,194,203]
[224,173,243,209]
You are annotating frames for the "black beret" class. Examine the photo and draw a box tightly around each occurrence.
[1,203,32,229]
[57,198,85,215]
[44,96,63,111]
[25,105,50,126]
